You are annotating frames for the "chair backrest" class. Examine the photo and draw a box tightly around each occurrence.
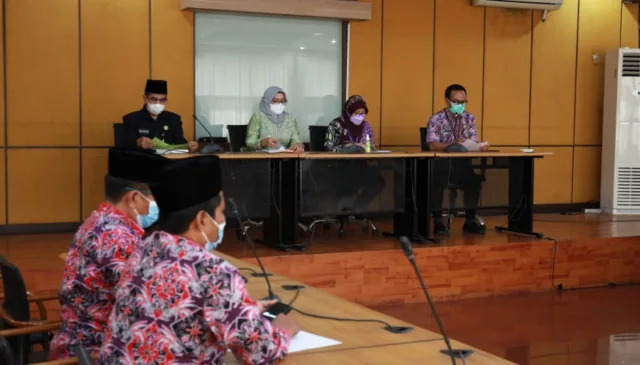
[0,336,17,365]
[0,255,30,364]
[227,125,248,152]
[419,127,429,151]
[308,126,328,152]
[113,123,127,148]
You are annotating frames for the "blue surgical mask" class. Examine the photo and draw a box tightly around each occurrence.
[131,191,159,229]
[202,215,226,251]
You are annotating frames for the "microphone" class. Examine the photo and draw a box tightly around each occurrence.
[228,197,279,301]
[193,114,223,153]
[400,236,467,365]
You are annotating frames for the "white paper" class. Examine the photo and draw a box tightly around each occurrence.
[155,149,189,155]
[371,150,392,154]
[461,139,488,152]
[259,146,292,154]
[287,330,341,353]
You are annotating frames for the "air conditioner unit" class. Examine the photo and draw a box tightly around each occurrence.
[472,0,562,10]
[601,48,640,215]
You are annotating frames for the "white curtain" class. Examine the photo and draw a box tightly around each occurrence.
[195,13,343,141]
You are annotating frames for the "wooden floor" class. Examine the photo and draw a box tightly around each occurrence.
[374,286,640,365]
[1,213,639,311]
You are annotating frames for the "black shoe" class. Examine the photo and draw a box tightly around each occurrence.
[433,219,449,236]
[462,216,486,234]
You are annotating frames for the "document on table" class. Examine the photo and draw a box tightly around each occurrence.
[155,149,189,155]
[259,146,293,154]
[288,331,341,353]
[461,139,489,152]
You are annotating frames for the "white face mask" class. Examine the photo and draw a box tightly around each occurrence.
[146,102,165,115]
[270,103,285,115]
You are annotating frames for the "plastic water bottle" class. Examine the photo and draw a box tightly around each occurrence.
[365,134,371,153]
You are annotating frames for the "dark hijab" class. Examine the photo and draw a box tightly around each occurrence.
[335,95,369,145]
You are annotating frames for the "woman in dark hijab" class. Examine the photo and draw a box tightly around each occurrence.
[324,95,377,152]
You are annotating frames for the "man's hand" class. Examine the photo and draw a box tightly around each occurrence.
[187,141,199,153]
[137,137,153,149]
[260,138,279,149]
[289,143,304,153]
[272,314,301,338]
[257,299,278,313]
[480,143,490,151]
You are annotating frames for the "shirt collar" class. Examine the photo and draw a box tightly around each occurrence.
[98,202,144,237]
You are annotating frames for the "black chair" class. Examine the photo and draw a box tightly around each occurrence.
[0,256,58,364]
[308,126,328,152]
[112,123,127,148]
[419,127,486,232]
[227,125,248,152]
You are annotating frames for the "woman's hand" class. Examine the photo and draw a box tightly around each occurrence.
[289,143,304,152]
[257,299,278,313]
[260,138,279,149]
[480,143,490,151]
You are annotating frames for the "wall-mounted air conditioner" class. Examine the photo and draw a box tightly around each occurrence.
[472,0,563,10]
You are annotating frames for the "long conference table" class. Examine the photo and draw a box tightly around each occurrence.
[57,251,515,364]
[166,151,551,249]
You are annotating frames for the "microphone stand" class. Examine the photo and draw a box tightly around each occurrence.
[193,114,223,153]
[228,198,279,301]
[400,237,470,365]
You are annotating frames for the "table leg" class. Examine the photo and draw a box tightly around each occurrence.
[495,157,544,238]
[387,157,437,244]
[263,158,306,251]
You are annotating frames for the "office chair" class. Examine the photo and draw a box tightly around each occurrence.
[301,126,378,237]
[112,123,127,148]
[227,125,248,152]
[419,127,486,232]
[0,256,60,364]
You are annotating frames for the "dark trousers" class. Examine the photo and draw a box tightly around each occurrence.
[430,158,481,220]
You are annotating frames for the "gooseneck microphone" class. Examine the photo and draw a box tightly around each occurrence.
[228,198,279,301]
[399,236,461,365]
[193,114,223,154]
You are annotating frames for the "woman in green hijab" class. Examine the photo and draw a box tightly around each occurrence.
[245,86,304,152]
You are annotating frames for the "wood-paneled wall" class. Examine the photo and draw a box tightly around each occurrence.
[0,0,636,226]
[0,0,194,224]
[349,0,639,205]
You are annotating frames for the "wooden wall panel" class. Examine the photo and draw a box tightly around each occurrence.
[621,4,639,48]
[574,0,621,145]
[81,148,109,218]
[433,0,484,126]
[151,0,195,141]
[348,0,382,145]
[533,147,573,204]
[572,146,601,203]
[380,0,434,146]
[483,8,532,145]
[0,3,4,147]
[7,149,80,224]
[81,0,150,146]
[0,150,5,225]
[529,0,578,146]
[5,0,79,147]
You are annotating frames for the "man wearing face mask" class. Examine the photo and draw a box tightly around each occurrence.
[122,79,198,152]
[50,148,169,360]
[425,84,488,236]
[98,155,298,365]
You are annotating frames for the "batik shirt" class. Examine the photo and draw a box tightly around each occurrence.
[50,203,144,359]
[245,112,302,150]
[324,118,377,152]
[97,231,290,365]
[426,109,478,144]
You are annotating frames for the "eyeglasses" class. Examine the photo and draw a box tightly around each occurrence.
[352,113,366,117]
[124,187,152,196]
[449,99,468,105]
[271,99,287,105]
[147,96,168,104]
